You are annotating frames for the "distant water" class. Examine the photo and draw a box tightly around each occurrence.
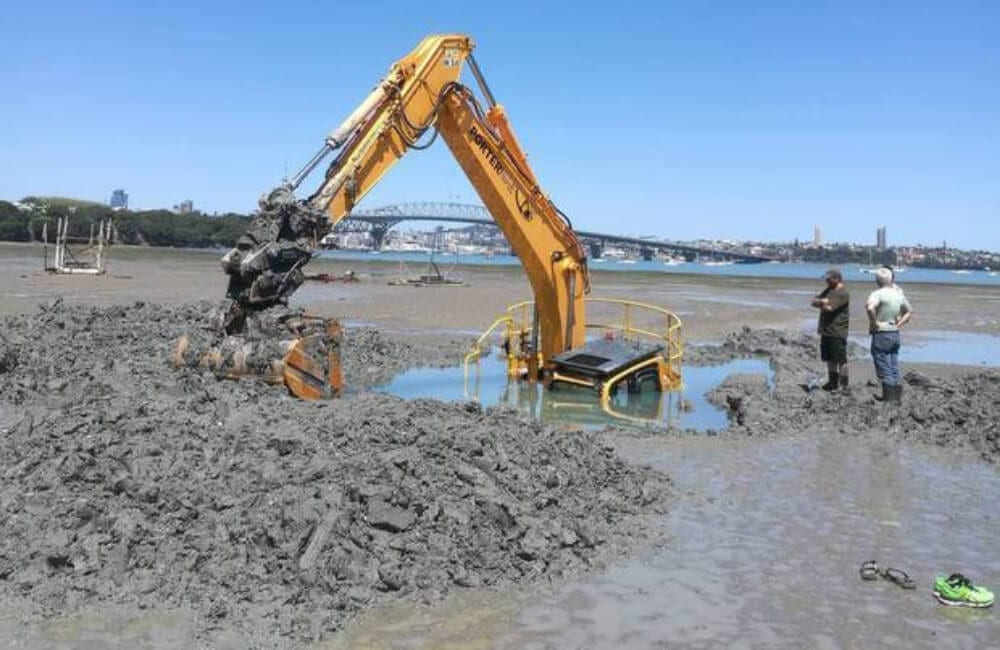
[318,250,1000,287]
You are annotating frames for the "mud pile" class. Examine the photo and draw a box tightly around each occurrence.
[698,328,1000,462]
[0,300,670,646]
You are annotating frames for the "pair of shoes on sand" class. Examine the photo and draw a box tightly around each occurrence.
[860,561,915,589]
[860,562,994,607]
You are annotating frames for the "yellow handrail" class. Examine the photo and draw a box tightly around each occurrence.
[464,314,514,365]
[469,297,684,392]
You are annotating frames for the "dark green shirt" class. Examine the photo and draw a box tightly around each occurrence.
[817,286,850,337]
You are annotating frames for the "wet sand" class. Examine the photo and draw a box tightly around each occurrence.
[4,242,999,342]
[3,242,995,391]
[329,434,1000,649]
[1,243,998,648]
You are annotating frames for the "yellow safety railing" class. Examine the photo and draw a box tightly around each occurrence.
[463,310,527,383]
[465,298,683,399]
[585,298,683,396]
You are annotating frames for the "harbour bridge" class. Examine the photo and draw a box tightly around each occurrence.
[330,202,777,263]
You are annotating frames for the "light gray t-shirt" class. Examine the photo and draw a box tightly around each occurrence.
[866,286,911,331]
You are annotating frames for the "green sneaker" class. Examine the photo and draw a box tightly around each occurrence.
[933,573,994,608]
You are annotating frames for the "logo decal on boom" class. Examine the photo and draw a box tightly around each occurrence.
[469,125,504,176]
[442,48,460,67]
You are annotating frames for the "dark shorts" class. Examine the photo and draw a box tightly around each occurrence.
[820,336,847,363]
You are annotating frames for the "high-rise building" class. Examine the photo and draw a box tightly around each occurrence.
[177,200,194,214]
[110,189,128,211]
[876,225,887,251]
[813,225,822,248]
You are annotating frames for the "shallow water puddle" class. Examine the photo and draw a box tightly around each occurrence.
[324,436,1000,649]
[376,355,773,431]
[838,330,1000,368]
[902,331,1000,367]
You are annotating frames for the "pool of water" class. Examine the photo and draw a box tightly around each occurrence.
[376,355,773,432]
[905,331,1000,367]
[846,330,1000,367]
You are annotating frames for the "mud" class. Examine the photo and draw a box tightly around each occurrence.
[2,300,998,648]
[690,327,1000,463]
[0,300,670,647]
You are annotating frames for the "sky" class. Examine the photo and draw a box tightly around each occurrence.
[3,1,998,250]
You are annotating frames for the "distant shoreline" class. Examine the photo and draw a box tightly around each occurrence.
[2,241,997,289]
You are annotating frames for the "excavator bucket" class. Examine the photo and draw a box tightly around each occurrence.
[281,319,343,399]
[172,315,343,399]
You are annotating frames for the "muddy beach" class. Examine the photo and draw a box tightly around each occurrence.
[1,244,998,648]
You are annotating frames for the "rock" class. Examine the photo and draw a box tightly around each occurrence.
[518,527,549,560]
[366,499,416,533]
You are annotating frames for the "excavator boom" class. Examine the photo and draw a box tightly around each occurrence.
[200,34,671,399]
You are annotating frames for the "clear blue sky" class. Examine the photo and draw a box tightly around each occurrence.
[4,1,998,250]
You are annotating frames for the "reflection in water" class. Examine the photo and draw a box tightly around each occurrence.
[378,354,774,431]
[499,380,673,429]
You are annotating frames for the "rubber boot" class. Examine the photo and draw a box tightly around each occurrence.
[839,373,850,391]
[891,384,903,403]
[874,383,891,401]
[822,371,840,391]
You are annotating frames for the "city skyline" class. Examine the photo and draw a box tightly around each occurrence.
[0,188,1000,252]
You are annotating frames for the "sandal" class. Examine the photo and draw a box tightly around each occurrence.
[881,567,916,589]
[860,560,880,581]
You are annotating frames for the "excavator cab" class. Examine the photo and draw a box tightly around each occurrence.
[468,297,683,411]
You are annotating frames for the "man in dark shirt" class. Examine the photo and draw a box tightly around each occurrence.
[811,267,851,390]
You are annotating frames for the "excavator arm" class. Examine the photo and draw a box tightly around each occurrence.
[215,34,594,396]
[435,86,590,368]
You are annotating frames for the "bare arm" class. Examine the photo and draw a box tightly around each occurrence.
[814,287,847,312]
[896,300,913,328]
[811,287,837,310]
[865,293,879,333]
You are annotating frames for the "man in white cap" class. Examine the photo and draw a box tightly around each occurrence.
[866,267,913,402]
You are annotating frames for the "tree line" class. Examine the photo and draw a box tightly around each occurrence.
[0,198,251,249]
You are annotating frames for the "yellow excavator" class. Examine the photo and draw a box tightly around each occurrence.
[193,34,681,401]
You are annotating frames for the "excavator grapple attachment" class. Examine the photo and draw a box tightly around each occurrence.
[172,311,342,399]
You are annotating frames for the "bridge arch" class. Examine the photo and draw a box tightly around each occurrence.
[328,202,776,263]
